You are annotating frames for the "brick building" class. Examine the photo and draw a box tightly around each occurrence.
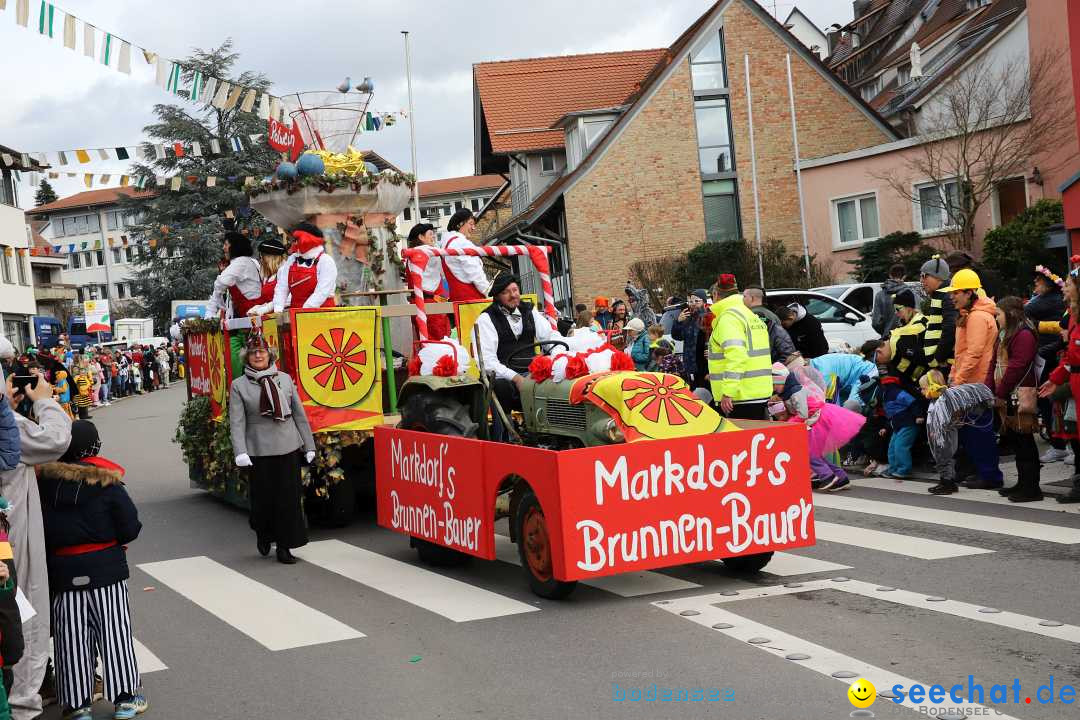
[473,0,897,309]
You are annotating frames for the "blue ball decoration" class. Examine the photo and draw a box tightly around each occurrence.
[296,153,325,177]
[363,161,378,176]
[275,161,298,181]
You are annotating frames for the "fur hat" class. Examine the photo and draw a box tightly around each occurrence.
[490,273,520,297]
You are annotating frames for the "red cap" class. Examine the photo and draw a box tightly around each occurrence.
[716,274,738,291]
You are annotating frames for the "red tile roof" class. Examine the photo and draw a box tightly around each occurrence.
[418,174,506,198]
[474,49,668,155]
[29,186,155,215]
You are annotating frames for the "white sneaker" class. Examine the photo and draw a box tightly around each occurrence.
[872,464,891,477]
[1040,447,1069,463]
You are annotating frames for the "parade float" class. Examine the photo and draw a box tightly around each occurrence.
[178,87,816,598]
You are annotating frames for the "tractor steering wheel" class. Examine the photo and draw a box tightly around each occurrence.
[504,340,570,375]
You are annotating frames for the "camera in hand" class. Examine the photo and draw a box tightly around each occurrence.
[664,301,688,313]
[12,375,38,393]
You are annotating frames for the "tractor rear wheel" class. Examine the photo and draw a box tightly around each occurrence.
[398,392,478,567]
[721,552,774,573]
[515,490,577,599]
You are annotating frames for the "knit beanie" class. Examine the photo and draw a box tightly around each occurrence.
[919,257,951,282]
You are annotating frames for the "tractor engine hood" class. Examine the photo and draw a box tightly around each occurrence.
[563,371,732,443]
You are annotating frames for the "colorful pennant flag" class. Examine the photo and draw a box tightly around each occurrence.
[115,147,129,160]
[38,1,55,37]
[172,143,184,158]
[63,13,75,49]
[75,149,90,163]
[101,32,113,66]
[16,0,30,27]
[83,22,94,58]
[229,137,243,153]
[118,41,131,74]
[190,142,202,157]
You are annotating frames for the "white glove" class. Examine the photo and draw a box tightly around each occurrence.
[247,303,272,316]
[305,451,316,464]
[235,453,253,467]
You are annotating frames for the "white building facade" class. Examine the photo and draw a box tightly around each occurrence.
[30,187,148,306]
[0,146,41,349]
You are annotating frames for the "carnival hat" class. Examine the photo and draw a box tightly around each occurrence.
[258,236,287,256]
[919,257,951,282]
[894,288,918,309]
[1033,265,1064,289]
[716,274,738,293]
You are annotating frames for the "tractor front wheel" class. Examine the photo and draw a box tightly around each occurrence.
[515,490,577,599]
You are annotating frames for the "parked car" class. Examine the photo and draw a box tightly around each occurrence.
[812,282,923,316]
[765,289,879,352]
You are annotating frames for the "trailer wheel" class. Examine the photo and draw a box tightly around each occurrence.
[515,490,577,599]
[399,392,477,567]
[721,552,773,573]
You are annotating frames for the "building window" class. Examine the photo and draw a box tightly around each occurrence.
[916,179,961,232]
[116,283,126,298]
[403,206,411,221]
[16,253,27,285]
[898,63,911,85]
[88,214,100,232]
[702,180,740,243]
[539,153,556,174]
[106,211,118,231]
[71,253,81,269]
[77,287,84,303]
[63,217,77,236]
[583,119,613,149]
[0,250,11,284]
[112,248,122,264]
[96,250,105,266]
[690,28,727,91]
[470,198,481,212]
[860,76,882,101]
[53,221,65,238]
[98,284,109,299]
[124,246,135,263]
[833,193,880,245]
[83,251,93,267]
[695,98,734,175]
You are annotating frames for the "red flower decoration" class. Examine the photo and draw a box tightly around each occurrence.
[407,354,422,376]
[610,351,635,371]
[432,354,458,377]
[529,355,554,382]
[622,373,704,425]
[565,354,589,379]
[306,327,367,391]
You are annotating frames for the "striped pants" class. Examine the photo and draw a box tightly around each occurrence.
[52,581,140,709]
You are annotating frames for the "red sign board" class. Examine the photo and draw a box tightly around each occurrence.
[186,331,211,397]
[375,422,814,581]
[267,118,303,162]
[374,428,495,557]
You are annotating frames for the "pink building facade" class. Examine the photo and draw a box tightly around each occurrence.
[801,0,1079,277]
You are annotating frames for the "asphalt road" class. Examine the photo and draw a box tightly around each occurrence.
[44,386,1080,720]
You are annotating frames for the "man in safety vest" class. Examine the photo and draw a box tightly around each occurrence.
[884,288,928,389]
[439,209,489,301]
[919,257,956,370]
[707,273,772,420]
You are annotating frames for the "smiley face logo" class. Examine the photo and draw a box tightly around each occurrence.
[847,678,876,708]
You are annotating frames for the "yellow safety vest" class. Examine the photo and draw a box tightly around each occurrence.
[707,295,773,403]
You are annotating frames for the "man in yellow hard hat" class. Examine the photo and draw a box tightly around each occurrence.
[939,267,1003,491]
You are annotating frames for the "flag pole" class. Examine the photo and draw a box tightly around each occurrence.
[786,53,812,279]
[402,31,421,223]
[744,53,764,288]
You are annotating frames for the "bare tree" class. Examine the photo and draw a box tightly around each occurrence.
[875,49,1074,251]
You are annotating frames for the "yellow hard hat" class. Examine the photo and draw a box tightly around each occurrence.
[940,268,982,292]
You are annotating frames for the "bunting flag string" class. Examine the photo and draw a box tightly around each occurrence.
[3,132,272,169]
[3,0,289,119]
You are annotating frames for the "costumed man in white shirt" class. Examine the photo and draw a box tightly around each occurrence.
[206,231,263,379]
[439,210,488,302]
[272,222,338,315]
[475,273,567,415]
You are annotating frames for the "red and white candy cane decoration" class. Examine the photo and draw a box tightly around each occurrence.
[403,244,557,341]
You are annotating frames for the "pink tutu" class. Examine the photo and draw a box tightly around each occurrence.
[805,397,865,457]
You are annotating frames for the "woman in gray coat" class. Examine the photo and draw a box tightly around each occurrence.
[229,332,316,564]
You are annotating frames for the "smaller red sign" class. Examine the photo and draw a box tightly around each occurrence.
[186,331,211,397]
[267,118,304,162]
[375,428,493,558]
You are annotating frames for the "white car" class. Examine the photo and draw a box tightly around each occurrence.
[765,289,879,353]
[812,282,923,316]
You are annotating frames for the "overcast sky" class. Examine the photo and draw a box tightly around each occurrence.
[1,0,855,206]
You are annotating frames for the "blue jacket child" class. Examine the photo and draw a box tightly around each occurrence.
[877,374,921,477]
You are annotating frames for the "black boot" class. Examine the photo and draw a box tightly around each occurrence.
[1008,461,1043,503]
[929,481,958,495]
[257,539,271,557]
[276,547,297,564]
[1058,474,1080,504]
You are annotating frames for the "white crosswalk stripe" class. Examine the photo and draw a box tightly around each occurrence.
[814,493,1080,544]
[133,638,167,674]
[138,556,365,650]
[855,476,1080,514]
[754,551,851,576]
[294,539,539,621]
[814,520,993,559]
